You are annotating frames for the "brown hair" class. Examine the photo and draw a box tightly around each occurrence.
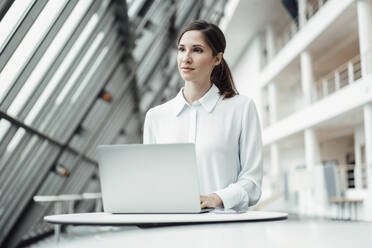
[177,20,238,99]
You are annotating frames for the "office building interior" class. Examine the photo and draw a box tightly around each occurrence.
[0,0,372,247]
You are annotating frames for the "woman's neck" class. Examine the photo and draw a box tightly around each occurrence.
[183,81,212,105]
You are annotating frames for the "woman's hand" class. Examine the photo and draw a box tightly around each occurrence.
[200,193,223,209]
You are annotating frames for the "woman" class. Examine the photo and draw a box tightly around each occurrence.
[143,20,263,211]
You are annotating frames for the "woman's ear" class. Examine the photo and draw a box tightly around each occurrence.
[214,52,223,66]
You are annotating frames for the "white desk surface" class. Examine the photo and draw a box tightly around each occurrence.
[44,211,288,225]
[36,214,372,248]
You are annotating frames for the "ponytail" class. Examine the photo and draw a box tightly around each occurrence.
[211,57,238,99]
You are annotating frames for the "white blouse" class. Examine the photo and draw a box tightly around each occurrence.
[143,84,263,211]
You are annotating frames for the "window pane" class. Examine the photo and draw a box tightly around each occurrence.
[6,128,26,153]
[0,119,11,142]
[128,0,145,18]
[24,14,100,125]
[0,0,69,103]
[71,46,109,103]
[55,31,105,105]
[0,0,35,53]
[7,0,94,117]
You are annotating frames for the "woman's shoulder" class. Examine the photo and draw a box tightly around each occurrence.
[146,97,177,118]
[221,94,254,107]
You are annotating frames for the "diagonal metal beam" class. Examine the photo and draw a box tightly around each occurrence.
[0,0,15,22]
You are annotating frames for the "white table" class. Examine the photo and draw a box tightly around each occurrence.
[39,212,372,248]
[44,211,288,225]
[34,193,102,242]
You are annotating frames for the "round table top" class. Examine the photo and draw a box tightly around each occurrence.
[44,211,288,225]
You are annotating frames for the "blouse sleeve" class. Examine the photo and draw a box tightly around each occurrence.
[143,109,156,144]
[215,99,263,210]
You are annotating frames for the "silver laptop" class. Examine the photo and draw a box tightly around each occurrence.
[97,143,211,213]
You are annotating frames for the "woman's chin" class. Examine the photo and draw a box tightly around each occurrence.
[181,75,197,82]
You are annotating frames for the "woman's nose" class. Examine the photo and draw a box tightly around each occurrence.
[182,52,192,63]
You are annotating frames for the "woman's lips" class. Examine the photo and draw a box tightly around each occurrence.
[181,67,194,72]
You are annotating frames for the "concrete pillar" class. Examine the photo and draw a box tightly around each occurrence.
[262,88,270,128]
[304,128,321,170]
[268,83,278,124]
[266,25,280,194]
[298,0,307,28]
[300,51,314,105]
[255,88,265,129]
[364,103,372,189]
[363,103,372,221]
[357,0,372,76]
[266,25,278,125]
[348,62,354,84]
[254,34,265,129]
[270,143,280,179]
[265,25,275,60]
[354,129,363,189]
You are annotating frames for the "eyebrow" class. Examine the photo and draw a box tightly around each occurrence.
[178,44,205,48]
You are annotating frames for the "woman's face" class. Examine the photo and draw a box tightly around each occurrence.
[177,30,221,85]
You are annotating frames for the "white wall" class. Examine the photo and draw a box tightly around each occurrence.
[232,36,264,124]
[262,138,305,204]
[320,135,354,165]
[280,145,306,170]
[277,85,306,121]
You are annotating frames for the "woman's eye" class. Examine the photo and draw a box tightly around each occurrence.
[178,47,185,52]
[194,48,203,53]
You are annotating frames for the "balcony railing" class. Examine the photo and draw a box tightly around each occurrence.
[275,19,299,55]
[273,0,329,59]
[306,0,329,20]
[265,50,371,126]
[354,163,368,189]
[313,54,361,101]
[338,163,368,190]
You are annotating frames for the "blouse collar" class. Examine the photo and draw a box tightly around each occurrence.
[174,84,221,116]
